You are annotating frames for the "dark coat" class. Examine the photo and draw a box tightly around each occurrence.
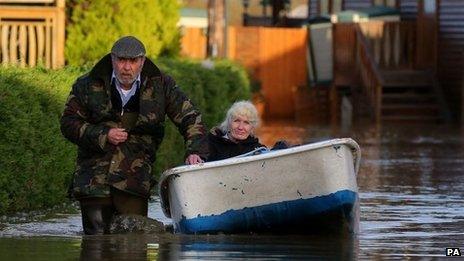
[207,127,265,161]
[60,54,207,199]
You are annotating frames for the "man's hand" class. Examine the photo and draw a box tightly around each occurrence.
[107,128,128,145]
[185,154,204,165]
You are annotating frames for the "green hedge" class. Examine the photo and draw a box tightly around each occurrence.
[0,67,79,214]
[0,59,250,214]
[65,0,180,66]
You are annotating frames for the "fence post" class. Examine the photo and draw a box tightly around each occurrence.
[55,0,65,68]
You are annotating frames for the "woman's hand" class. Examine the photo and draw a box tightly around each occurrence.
[185,154,204,165]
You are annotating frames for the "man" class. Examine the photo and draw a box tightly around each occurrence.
[60,36,207,235]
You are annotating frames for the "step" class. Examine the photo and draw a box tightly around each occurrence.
[381,115,441,123]
[381,70,433,88]
[382,85,433,91]
[382,93,436,104]
[382,104,439,116]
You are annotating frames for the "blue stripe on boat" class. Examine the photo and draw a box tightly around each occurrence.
[176,189,357,234]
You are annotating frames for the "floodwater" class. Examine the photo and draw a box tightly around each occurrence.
[1,121,463,260]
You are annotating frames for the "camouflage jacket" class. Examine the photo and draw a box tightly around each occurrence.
[60,54,207,199]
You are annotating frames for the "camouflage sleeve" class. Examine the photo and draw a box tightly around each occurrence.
[60,81,110,152]
[163,74,208,159]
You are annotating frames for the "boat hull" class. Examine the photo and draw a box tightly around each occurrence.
[177,189,358,234]
[159,138,360,234]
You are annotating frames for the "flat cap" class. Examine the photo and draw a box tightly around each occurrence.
[111,36,146,58]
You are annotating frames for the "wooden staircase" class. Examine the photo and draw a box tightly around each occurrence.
[380,70,443,123]
[352,21,451,124]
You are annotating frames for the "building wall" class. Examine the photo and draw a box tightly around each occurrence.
[343,0,371,10]
[399,0,418,20]
[438,0,464,119]
[307,0,417,19]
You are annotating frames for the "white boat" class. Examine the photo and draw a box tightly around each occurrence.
[159,138,361,234]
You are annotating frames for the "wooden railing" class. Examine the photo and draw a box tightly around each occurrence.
[358,21,416,70]
[352,20,417,121]
[0,0,65,69]
[355,24,384,121]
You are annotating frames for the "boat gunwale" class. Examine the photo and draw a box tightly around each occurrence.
[158,138,361,218]
[161,138,360,177]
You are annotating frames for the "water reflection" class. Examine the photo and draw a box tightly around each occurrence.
[159,234,358,260]
[0,237,82,260]
[260,121,464,258]
[0,121,463,259]
[79,235,161,260]
[78,234,358,260]
[354,123,464,258]
[0,234,358,260]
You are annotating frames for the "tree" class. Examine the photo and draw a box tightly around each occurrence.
[207,0,226,58]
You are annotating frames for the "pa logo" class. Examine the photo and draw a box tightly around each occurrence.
[446,248,461,257]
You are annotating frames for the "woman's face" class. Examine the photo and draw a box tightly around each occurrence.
[229,114,253,141]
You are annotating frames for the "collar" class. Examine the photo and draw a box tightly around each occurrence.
[212,127,257,144]
[88,53,162,87]
[111,71,141,91]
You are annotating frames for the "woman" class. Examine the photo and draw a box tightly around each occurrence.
[207,101,265,161]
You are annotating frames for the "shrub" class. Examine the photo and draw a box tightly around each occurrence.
[0,67,81,214]
[0,59,250,213]
[65,0,180,66]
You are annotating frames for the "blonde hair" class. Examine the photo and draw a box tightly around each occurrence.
[219,100,260,135]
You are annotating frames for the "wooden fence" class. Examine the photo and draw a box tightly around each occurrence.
[0,0,65,69]
[180,27,206,59]
[229,26,308,118]
[181,26,308,118]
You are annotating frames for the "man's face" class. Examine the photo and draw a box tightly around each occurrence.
[111,55,145,88]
